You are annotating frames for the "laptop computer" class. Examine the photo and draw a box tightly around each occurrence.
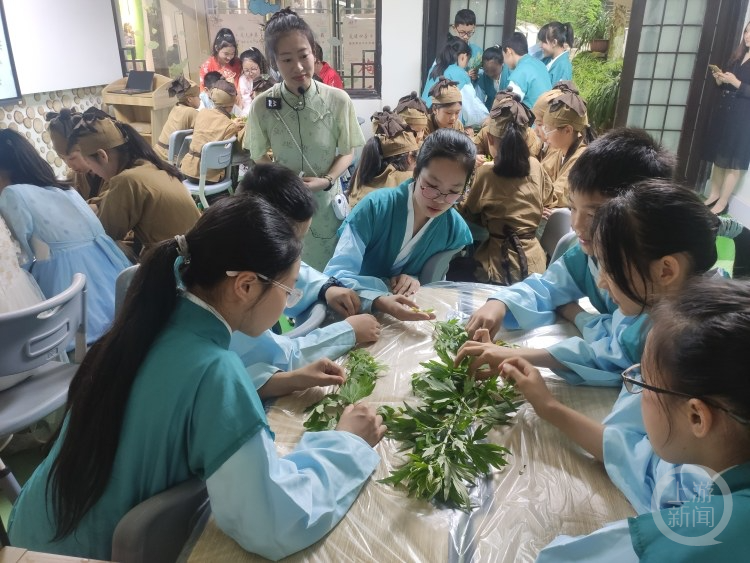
[111,71,155,95]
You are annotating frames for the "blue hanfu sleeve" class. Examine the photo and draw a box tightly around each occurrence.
[0,187,34,267]
[324,224,390,311]
[602,389,702,515]
[230,322,356,388]
[487,258,588,330]
[535,519,638,562]
[286,262,329,319]
[206,428,379,561]
[545,310,639,386]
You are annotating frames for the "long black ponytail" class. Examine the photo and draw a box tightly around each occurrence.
[493,122,531,178]
[47,196,302,538]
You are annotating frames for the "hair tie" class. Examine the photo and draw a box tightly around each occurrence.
[174,234,190,262]
[173,235,190,292]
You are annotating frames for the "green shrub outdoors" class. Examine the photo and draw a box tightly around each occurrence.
[517,0,605,42]
[572,52,622,131]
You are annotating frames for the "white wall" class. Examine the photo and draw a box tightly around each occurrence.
[351,0,423,118]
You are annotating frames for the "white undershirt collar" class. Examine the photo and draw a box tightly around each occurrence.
[183,291,233,336]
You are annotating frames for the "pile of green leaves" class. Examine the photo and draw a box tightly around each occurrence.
[304,349,385,431]
[380,321,523,510]
[432,318,469,357]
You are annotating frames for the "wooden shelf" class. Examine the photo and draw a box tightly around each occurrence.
[102,74,176,147]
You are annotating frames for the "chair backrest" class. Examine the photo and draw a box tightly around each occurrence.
[419,248,464,284]
[285,302,327,338]
[168,129,193,165]
[115,265,140,316]
[0,273,87,375]
[199,137,235,178]
[112,479,209,563]
[539,208,572,261]
[549,231,579,265]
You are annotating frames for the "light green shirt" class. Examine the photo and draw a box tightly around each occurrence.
[244,82,365,270]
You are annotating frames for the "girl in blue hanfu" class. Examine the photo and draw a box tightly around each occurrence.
[536,277,750,561]
[456,180,719,519]
[9,195,385,560]
[324,128,474,321]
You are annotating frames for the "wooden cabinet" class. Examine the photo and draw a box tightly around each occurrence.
[102,74,176,147]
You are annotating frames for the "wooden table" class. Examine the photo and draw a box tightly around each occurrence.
[186,282,635,562]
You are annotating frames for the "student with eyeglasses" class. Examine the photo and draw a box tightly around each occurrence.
[451,8,483,81]
[9,195,385,560]
[456,180,720,519]
[536,277,750,561]
[323,128,473,321]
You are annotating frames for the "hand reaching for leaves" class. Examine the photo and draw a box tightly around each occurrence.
[336,403,387,447]
[454,339,521,379]
[325,285,360,317]
[499,357,557,416]
[465,299,506,339]
[345,314,381,344]
[285,358,345,391]
[373,294,436,321]
[390,274,420,296]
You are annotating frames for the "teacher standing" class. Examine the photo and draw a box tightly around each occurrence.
[243,9,364,270]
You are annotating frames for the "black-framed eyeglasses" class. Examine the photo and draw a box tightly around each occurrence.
[417,176,464,204]
[453,26,475,39]
[621,364,750,426]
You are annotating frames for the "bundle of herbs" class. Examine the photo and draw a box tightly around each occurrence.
[304,349,385,432]
[380,320,523,510]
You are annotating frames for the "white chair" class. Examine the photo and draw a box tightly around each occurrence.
[0,274,87,503]
[550,231,579,265]
[285,303,327,338]
[167,128,193,166]
[111,478,209,563]
[183,137,236,209]
[539,208,572,263]
[115,265,139,315]
[419,248,465,284]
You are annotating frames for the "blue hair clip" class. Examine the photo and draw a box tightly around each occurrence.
[173,255,187,292]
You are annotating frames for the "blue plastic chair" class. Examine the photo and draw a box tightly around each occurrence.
[183,136,236,209]
[167,128,193,166]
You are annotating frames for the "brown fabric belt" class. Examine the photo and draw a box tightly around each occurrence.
[500,227,535,284]
[157,140,170,149]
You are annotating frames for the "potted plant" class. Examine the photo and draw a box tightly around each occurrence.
[577,9,614,54]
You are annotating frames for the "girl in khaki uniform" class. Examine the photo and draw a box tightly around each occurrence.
[539,87,595,207]
[459,91,556,285]
[394,91,430,146]
[70,108,201,255]
[47,109,105,202]
[180,79,245,183]
[347,110,418,207]
[425,78,468,135]
[155,77,200,161]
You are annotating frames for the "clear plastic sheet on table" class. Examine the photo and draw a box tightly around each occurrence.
[187,282,636,563]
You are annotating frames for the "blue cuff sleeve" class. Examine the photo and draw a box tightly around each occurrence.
[206,428,379,561]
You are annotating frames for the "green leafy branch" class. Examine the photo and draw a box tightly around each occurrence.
[304,349,385,432]
[380,321,524,510]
